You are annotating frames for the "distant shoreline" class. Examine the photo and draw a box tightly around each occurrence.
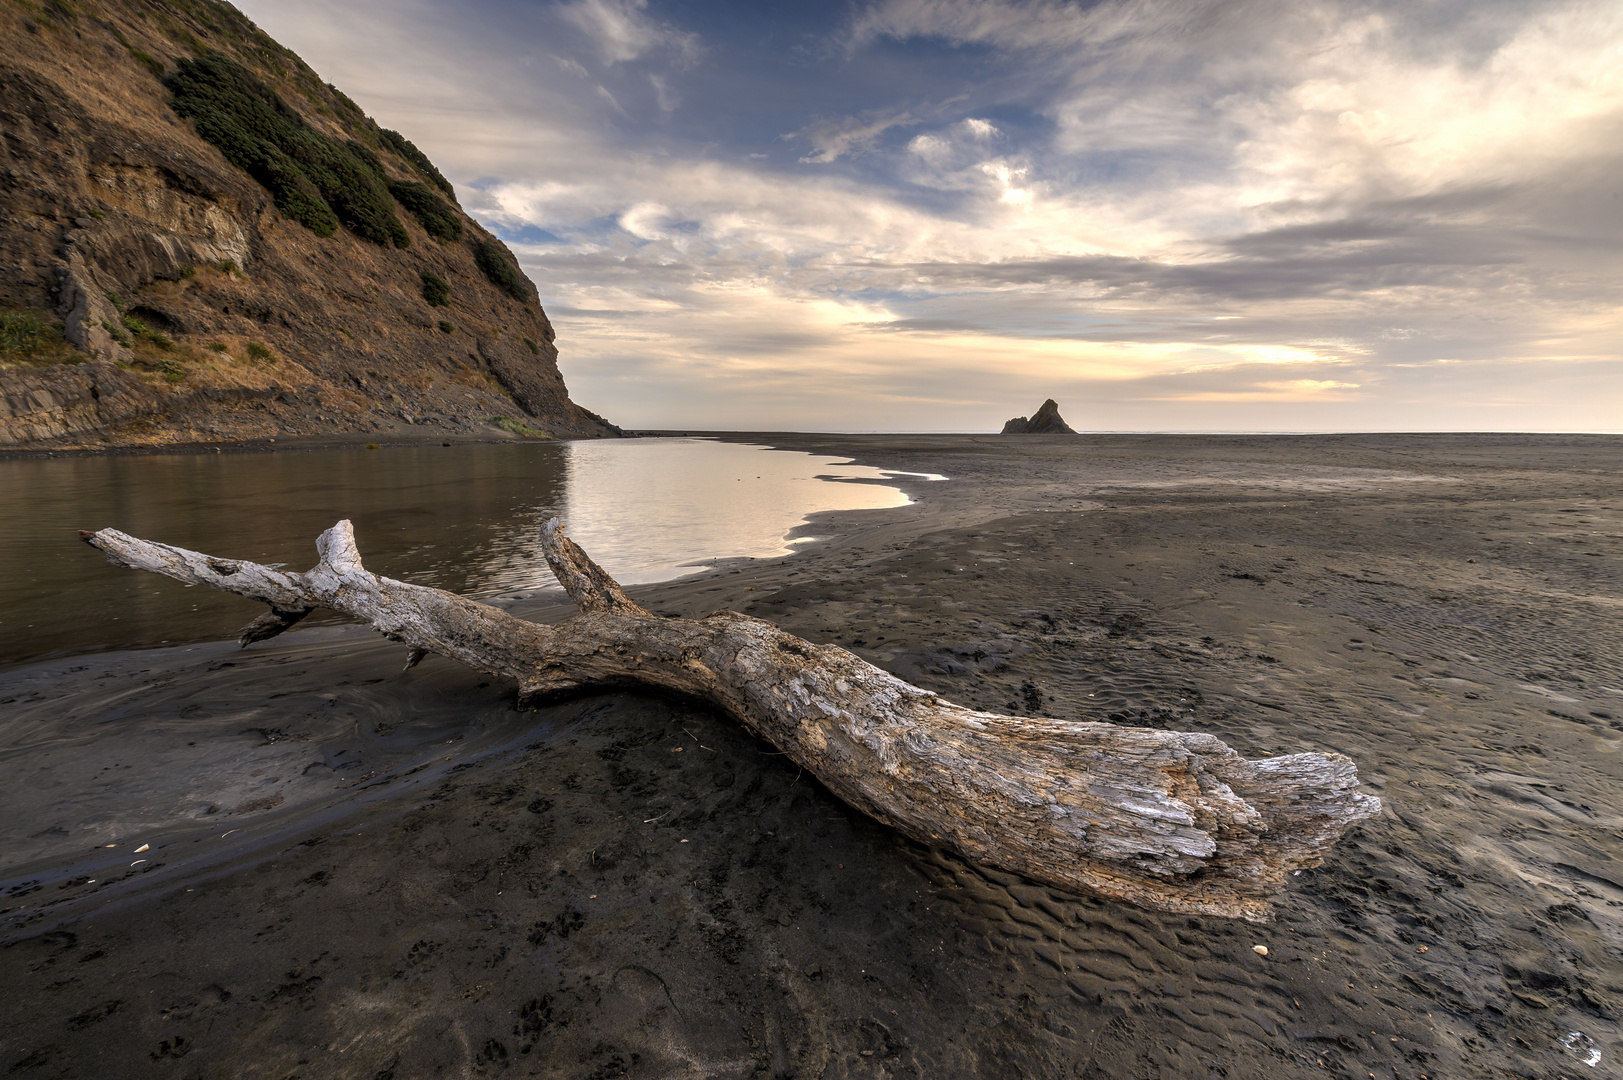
[8,426,1622,463]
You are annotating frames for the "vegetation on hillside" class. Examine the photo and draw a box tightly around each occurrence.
[391,181,462,242]
[473,240,530,304]
[166,55,409,248]
[97,17,165,77]
[420,270,450,307]
[9,0,83,31]
[379,128,457,201]
[0,310,78,367]
[490,415,551,439]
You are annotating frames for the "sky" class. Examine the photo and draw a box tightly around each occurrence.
[235,0,1623,432]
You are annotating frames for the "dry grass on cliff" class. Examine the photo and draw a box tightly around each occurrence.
[0,310,79,369]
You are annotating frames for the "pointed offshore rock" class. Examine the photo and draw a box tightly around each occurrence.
[1001,399,1077,434]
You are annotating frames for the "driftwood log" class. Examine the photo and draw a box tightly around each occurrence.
[80,519,1380,922]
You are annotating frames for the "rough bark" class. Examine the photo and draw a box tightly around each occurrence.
[80,519,1380,922]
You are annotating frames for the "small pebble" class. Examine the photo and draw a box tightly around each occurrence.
[1253,945,1269,956]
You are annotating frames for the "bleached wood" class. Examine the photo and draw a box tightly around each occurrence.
[81,519,1380,922]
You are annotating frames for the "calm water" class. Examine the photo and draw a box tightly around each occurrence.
[0,438,936,668]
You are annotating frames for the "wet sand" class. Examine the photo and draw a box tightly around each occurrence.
[2,432,1621,1079]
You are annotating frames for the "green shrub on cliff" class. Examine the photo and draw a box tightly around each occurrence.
[473,240,530,304]
[102,13,163,75]
[390,181,462,242]
[327,83,368,127]
[490,415,551,439]
[120,314,174,353]
[165,56,408,248]
[0,309,77,367]
[421,271,449,307]
[129,48,164,78]
[379,128,457,201]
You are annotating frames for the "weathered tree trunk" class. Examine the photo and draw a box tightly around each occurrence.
[80,519,1380,922]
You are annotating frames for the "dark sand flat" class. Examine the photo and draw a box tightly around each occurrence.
[2,433,1620,1079]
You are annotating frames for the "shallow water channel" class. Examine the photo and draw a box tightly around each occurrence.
[0,437,934,669]
[0,438,939,923]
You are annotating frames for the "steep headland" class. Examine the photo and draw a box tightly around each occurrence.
[0,0,618,447]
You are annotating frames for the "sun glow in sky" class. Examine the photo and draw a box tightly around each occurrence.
[238,0,1623,432]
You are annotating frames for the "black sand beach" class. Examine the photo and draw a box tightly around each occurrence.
[3,433,1620,1079]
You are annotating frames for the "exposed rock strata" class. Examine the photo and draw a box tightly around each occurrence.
[0,0,617,447]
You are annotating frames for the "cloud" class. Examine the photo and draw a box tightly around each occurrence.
[845,0,1126,54]
[852,0,1623,211]
[1161,378,1363,402]
[234,0,1623,431]
[791,111,917,164]
[555,0,698,65]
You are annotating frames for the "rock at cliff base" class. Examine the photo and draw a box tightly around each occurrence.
[1001,399,1076,434]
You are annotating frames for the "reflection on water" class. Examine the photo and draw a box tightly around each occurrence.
[0,438,933,667]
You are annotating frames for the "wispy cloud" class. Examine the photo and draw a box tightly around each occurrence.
[791,111,917,164]
[556,0,699,64]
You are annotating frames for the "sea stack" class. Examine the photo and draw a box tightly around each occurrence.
[1001,399,1076,434]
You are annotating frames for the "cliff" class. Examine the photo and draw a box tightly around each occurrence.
[0,0,619,447]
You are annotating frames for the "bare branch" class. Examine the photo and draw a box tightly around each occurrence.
[540,516,649,615]
[237,607,314,647]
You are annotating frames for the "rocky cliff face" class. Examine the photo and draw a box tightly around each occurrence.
[0,0,619,447]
